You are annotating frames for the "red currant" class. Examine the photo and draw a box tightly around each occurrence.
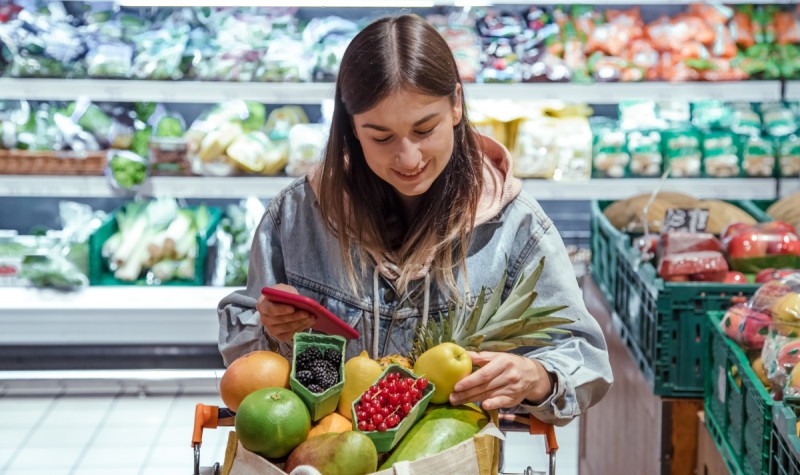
[381,406,391,416]
[417,378,429,389]
[357,411,367,421]
[410,388,421,400]
[368,406,378,416]
[389,393,401,405]
[402,402,413,413]
[367,423,376,432]
[397,380,408,391]
[404,378,415,387]
[378,422,388,432]
[386,415,399,427]
[373,413,384,424]
[358,421,368,431]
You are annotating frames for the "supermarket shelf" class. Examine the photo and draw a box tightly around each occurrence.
[0,175,779,200]
[786,81,800,101]
[0,286,237,345]
[0,78,784,104]
[779,178,800,197]
[522,178,778,200]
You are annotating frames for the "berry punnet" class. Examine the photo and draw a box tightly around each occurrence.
[354,372,430,433]
[295,347,342,393]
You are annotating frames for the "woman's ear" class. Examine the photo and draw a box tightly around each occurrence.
[452,83,463,126]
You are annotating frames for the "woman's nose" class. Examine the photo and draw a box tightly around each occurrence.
[394,138,423,169]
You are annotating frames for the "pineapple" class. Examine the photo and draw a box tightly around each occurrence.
[377,354,412,369]
[410,257,572,361]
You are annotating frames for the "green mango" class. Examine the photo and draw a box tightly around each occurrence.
[380,404,489,469]
[285,431,377,475]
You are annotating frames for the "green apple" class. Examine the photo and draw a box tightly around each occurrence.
[413,342,472,404]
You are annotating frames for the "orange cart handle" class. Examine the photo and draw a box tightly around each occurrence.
[529,416,559,454]
[192,404,219,446]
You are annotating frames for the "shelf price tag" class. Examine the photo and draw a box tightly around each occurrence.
[662,208,710,233]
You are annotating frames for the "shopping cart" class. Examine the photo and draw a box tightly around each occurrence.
[191,404,558,475]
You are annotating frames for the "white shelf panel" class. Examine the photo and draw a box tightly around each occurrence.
[522,178,777,200]
[786,81,800,101]
[0,175,778,200]
[0,79,336,104]
[780,178,800,197]
[0,286,238,345]
[0,79,783,104]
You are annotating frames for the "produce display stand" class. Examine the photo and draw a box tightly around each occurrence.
[190,404,558,475]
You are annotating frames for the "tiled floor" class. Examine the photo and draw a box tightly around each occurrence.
[0,378,578,475]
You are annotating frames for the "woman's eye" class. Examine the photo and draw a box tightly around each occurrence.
[415,127,435,136]
[373,136,392,144]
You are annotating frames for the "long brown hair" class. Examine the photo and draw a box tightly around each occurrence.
[317,14,484,297]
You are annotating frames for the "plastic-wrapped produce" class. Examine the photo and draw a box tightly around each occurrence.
[303,16,358,82]
[658,251,729,280]
[149,111,188,175]
[619,101,665,131]
[260,37,313,83]
[692,101,734,130]
[131,26,189,80]
[731,103,762,136]
[0,9,87,78]
[779,135,800,177]
[627,130,662,177]
[702,131,740,178]
[591,118,629,178]
[286,124,326,177]
[761,103,798,138]
[742,135,776,177]
[662,128,702,177]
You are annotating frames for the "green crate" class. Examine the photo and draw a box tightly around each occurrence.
[590,200,629,306]
[614,243,759,397]
[290,332,346,422]
[737,200,775,223]
[350,364,435,453]
[705,311,773,475]
[771,402,800,475]
[88,203,222,285]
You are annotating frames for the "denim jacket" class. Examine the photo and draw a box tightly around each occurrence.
[218,177,613,425]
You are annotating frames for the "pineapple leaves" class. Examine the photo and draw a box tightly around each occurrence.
[461,287,486,341]
[476,270,508,332]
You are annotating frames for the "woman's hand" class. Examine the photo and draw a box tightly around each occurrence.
[448,351,554,410]
[257,284,316,342]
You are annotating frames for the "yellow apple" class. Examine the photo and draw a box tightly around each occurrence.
[772,292,800,322]
[751,357,771,390]
[413,342,472,404]
[790,361,800,391]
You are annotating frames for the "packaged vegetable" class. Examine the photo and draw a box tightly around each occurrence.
[742,135,775,177]
[227,131,287,175]
[702,131,741,178]
[286,124,326,177]
[627,130,662,177]
[778,135,800,177]
[724,222,800,273]
[761,104,798,137]
[658,250,729,279]
[86,40,133,79]
[731,103,762,137]
[660,231,722,256]
[106,150,148,191]
[692,101,734,130]
[591,118,629,178]
[662,128,702,177]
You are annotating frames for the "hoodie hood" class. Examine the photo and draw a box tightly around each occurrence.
[307,133,521,282]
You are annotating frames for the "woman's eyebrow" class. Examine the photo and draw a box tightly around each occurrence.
[361,113,440,131]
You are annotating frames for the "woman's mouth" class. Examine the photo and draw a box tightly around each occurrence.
[394,162,428,178]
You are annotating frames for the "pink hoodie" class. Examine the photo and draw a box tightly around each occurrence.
[308,133,521,281]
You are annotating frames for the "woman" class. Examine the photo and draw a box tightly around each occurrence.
[218,14,612,425]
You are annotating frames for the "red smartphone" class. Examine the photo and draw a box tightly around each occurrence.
[261,287,360,340]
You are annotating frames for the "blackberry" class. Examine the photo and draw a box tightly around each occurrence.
[296,347,322,370]
[323,348,341,366]
[296,370,314,386]
[310,360,339,387]
[307,383,324,394]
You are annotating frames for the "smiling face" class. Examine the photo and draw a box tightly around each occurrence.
[352,87,463,209]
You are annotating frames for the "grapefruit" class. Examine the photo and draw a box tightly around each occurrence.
[235,387,310,459]
[220,350,290,411]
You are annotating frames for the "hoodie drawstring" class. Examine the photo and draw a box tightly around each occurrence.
[372,268,432,360]
[421,273,431,330]
[372,266,381,360]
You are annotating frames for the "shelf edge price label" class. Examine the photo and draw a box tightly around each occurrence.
[662,208,710,234]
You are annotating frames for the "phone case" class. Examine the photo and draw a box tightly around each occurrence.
[261,287,360,340]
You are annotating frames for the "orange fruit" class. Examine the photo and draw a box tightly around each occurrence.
[307,412,353,439]
[220,350,290,411]
[235,387,310,459]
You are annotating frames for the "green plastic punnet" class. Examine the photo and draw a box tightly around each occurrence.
[350,364,435,453]
[290,332,346,422]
